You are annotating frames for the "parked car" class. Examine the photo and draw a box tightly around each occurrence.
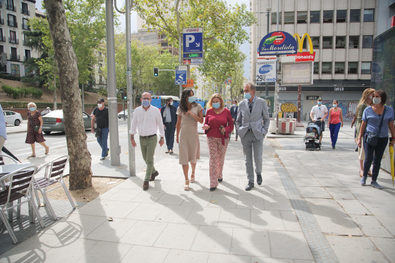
[3,110,22,126]
[118,109,128,119]
[42,110,91,135]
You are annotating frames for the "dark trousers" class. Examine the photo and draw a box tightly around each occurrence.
[97,127,109,158]
[363,136,388,181]
[164,122,175,151]
[329,123,341,147]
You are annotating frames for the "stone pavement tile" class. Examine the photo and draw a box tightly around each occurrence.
[157,193,186,206]
[207,253,251,263]
[264,197,293,211]
[154,223,199,250]
[76,199,139,218]
[315,177,344,187]
[125,203,164,221]
[325,188,355,200]
[156,203,195,224]
[41,238,97,263]
[208,193,239,208]
[337,199,371,215]
[375,215,395,236]
[269,231,313,261]
[190,225,233,254]
[76,241,132,263]
[186,206,221,225]
[105,188,141,202]
[351,216,392,238]
[251,257,292,263]
[121,245,169,263]
[230,228,270,257]
[327,236,388,263]
[217,207,251,228]
[237,194,266,210]
[298,187,331,199]
[250,210,285,231]
[85,218,136,242]
[163,249,209,263]
[280,211,302,232]
[42,214,107,238]
[120,221,167,246]
[129,190,164,204]
[370,237,395,262]
[292,177,321,187]
[293,260,315,263]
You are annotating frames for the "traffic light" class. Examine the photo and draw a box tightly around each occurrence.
[121,89,127,100]
[153,67,159,77]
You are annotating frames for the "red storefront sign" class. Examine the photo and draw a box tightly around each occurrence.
[286,51,316,62]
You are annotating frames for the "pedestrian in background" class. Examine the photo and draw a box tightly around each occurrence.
[203,94,234,191]
[230,100,239,141]
[91,98,109,160]
[328,100,343,149]
[161,97,177,154]
[130,92,165,191]
[352,88,375,177]
[236,83,270,191]
[358,90,395,189]
[176,89,204,191]
[310,98,328,145]
[0,104,6,150]
[25,102,49,158]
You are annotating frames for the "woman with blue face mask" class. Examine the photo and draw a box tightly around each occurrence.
[176,89,204,190]
[328,100,343,149]
[25,102,49,158]
[202,94,234,191]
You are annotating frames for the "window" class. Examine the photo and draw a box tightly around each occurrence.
[311,37,320,49]
[10,47,17,59]
[314,62,319,74]
[363,9,374,22]
[7,14,17,27]
[362,35,373,48]
[22,18,29,30]
[9,30,17,44]
[297,11,307,23]
[350,9,361,22]
[6,0,15,11]
[271,12,282,24]
[361,62,371,74]
[322,62,332,74]
[323,10,334,23]
[25,49,30,60]
[0,29,4,42]
[335,36,346,48]
[336,10,347,23]
[335,62,345,74]
[323,36,333,49]
[310,11,320,23]
[22,2,29,15]
[284,12,294,24]
[349,36,359,48]
[348,62,358,74]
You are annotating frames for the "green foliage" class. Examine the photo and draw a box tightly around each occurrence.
[2,85,43,99]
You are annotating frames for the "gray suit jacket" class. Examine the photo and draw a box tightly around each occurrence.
[236,97,270,140]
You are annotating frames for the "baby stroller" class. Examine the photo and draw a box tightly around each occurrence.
[305,120,322,151]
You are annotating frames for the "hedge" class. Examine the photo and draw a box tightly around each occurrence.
[2,85,43,99]
[0,73,21,81]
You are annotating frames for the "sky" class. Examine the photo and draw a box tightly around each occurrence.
[35,0,251,79]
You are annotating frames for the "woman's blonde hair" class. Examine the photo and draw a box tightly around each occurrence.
[357,88,375,108]
[207,93,224,110]
[27,102,37,108]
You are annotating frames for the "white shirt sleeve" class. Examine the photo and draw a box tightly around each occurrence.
[156,108,165,138]
[129,108,139,135]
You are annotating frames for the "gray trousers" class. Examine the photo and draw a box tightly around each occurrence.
[240,130,263,185]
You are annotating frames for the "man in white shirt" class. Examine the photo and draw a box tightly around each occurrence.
[130,92,165,190]
[310,97,328,144]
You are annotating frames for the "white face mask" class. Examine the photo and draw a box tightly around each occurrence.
[372,97,381,105]
[98,103,103,108]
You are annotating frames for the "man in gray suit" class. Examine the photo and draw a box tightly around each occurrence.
[236,83,270,191]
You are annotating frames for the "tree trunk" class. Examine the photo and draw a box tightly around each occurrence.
[44,0,92,190]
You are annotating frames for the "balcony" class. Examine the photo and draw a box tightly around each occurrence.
[10,55,20,62]
[9,38,19,44]
[8,20,18,28]
[0,35,5,42]
[7,5,16,12]
[22,9,30,16]
[0,18,4,25]
[22,23,30,30]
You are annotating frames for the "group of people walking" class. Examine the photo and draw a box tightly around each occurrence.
[129,83,269,192]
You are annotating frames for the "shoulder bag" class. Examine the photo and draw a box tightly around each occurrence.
[366,107,386,146]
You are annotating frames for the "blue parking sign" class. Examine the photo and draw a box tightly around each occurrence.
[183,28,203,53]
[175,70,187,85]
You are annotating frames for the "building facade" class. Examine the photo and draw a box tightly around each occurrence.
[250,0,377,120]
[0,0,39,77]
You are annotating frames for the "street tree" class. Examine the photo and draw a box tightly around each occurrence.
[44,0,92,190]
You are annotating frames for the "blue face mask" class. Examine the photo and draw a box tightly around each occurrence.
[142,100,150,107]
[318,101,322,106]
[333,104,337,108]
[212,102,220,109]
[244,93,251,100]
[29,107,36,112]
[188,96,196,103]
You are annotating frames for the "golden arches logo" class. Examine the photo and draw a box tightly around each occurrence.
[293,33,314,54]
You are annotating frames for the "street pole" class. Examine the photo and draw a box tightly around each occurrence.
[176,0,182,98]
[265,8,270,98]
[105,0,121,165]
[297,85,301,123]
[126,0,136,176]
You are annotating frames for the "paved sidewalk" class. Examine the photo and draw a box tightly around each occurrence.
[1,124,394,263]
[5,122,27,135]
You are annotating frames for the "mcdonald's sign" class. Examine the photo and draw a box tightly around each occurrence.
[288,33,316,62]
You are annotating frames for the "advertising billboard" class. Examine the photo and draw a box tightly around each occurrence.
[256,59,276,83]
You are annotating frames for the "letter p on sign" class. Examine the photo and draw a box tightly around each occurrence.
[185,35,195,47]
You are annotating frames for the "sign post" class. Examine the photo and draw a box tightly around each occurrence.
[183,28,203,65]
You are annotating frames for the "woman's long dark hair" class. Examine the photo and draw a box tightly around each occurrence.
[180,89,193,113]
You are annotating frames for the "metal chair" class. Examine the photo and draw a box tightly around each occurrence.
[0,166,45,244]
[34,155,76,220]
[0,154,19,165]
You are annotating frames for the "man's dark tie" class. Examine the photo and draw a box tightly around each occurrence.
[249,103,253,113]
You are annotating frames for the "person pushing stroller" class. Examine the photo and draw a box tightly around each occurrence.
[310,98,328,145]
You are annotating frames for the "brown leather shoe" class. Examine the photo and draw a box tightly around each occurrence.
[150,171,159,181]
[143,181,149,191]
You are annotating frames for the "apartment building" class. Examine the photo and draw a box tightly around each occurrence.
[250,0,377,120]
[0,0,40,77]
